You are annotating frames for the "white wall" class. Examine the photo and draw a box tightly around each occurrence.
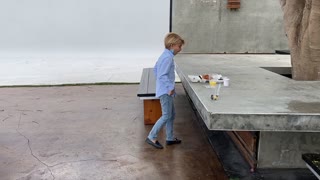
[0,0,169,57]
[0,0,169,85]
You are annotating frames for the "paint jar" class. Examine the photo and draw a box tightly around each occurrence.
[209,79,216,87]
[223,77,230,86]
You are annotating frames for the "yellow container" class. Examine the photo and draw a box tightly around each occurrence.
[209,80,216,87]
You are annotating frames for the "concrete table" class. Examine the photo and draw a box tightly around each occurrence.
[175,54,320,168]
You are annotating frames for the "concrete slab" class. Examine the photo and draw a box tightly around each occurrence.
[0,54,181,86]
[0,54,156,85]
[175,54,320,132]
[0,84,227,179]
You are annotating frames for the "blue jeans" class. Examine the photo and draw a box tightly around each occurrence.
[148,94,175,141]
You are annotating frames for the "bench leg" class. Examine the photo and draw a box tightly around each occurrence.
[143,99,162,125]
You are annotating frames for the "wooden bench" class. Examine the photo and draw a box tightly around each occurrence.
[227,131,257,172]
[137,68,162,125]
[302,153,320,179]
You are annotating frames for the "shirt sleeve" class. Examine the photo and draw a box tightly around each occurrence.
[158,57,174,92]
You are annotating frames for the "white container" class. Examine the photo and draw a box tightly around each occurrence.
[223,77,230,86]
[188,75,201,82]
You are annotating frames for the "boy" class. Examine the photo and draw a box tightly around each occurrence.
[145,32,185,149]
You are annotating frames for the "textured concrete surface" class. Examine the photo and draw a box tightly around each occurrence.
[0,84,227,180]
[191,108,317,179]
[175,54,320,168]
[173,0,288,53]
[175,54,320,131]
[258,131,320,168]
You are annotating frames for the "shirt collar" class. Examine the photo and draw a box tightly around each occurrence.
[165,49,175,58]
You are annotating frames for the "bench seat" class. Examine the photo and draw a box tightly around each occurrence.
[137,68,161,125]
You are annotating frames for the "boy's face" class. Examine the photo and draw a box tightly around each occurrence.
[171,44,183,55]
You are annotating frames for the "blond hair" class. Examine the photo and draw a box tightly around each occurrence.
[164,32,185,49]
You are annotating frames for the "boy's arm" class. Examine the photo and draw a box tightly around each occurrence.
[158,58,174,93]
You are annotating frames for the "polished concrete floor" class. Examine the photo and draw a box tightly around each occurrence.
[0,84,227,180]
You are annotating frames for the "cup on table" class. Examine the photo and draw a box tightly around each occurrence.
[223,77,230,86]
[209,79,216,87]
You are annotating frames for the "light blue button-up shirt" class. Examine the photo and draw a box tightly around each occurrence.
[153,49,175,98]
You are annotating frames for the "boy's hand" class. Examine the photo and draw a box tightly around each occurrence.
[168,89,175,96]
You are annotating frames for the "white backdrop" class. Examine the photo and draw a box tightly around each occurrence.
[0,0,169,56]
[0,0,170,84]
